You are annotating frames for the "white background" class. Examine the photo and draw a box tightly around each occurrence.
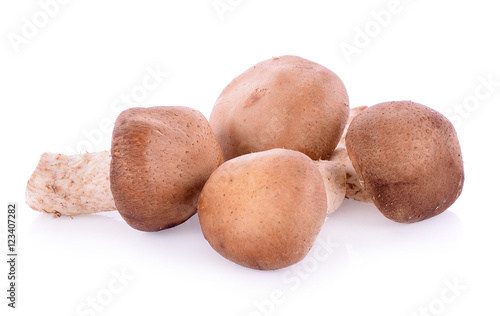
[1,0,499,315]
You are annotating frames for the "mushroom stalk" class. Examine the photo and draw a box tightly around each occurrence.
[314,160,346,215]
[25,151,116,217]
[334,106,372,204]
[329,147,372,204]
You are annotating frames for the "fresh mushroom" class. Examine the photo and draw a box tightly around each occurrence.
[110,106,224,231]
[209,55,350,161]
[345,101,464,223]
[198,148,327,270]
[26,106,225,232]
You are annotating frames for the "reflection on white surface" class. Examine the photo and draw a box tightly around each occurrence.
[22,197,466,315]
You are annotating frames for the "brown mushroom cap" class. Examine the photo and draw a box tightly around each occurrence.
[209,55,349,161]
[198,148,327,270]
[345,101,464,223]
[110,106,224,232]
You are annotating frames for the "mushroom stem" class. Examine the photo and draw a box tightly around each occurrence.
[331,105,373,203]
[26,151,116,217]
[314,160,346,215]
[329,147,372,203]
[339,106,368,148]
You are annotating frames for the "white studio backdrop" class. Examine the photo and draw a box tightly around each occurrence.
[1,0,499,315]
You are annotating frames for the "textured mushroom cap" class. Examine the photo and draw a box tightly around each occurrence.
[209,55,349,161]
[110,106,224,232]
[345,101,464,223]
[198,148,327,270]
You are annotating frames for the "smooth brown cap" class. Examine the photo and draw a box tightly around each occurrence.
[345,101,464,223]
[209,55,349,161]
[110,106,224,231]
[198,148,327,270]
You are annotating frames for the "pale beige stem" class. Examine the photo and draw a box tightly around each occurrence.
[26,151,116,217]
[333,105,373,203]
[338,105,368,148]
[329,148,372,203]
[314,160,346,215]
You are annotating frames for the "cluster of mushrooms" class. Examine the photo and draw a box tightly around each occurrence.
[26,55,464,270]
